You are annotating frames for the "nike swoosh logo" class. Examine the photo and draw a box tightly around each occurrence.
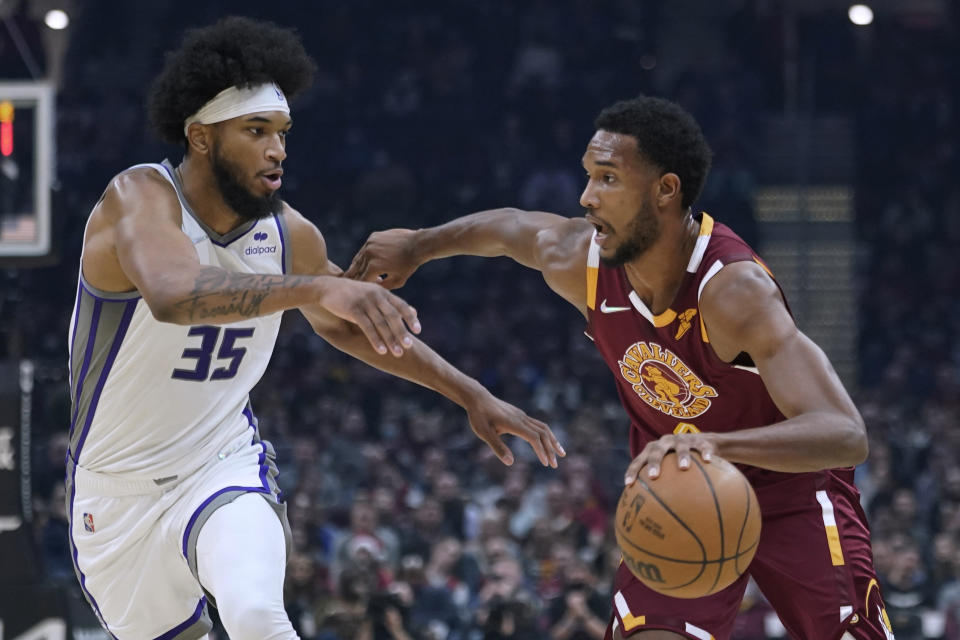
[600,299,631,313]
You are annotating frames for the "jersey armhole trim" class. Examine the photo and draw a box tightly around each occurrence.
[587,230,600,310]
[79,273,142,301]
[696,259,724,342]
[686,212,714,273]
[753,255,775,278]
[273,211,291,275]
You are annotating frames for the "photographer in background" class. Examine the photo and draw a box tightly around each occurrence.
[473,555,539,640]
[364,590,413,640]
[547,557,607,640]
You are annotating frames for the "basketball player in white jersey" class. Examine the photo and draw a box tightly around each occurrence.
[67,17,564,640]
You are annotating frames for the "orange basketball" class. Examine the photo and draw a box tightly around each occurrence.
[614,452,761,599]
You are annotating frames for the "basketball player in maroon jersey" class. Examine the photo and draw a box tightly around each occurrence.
[347,96,894,639]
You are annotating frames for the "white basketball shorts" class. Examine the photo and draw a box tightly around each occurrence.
[66,430,289,640]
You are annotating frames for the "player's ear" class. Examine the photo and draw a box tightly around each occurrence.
[185,123,212,155]
[657,172,681,208]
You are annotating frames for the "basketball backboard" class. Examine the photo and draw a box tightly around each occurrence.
[0,81,54,258]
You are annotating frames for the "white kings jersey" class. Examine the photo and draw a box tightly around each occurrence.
[67,160,291,480]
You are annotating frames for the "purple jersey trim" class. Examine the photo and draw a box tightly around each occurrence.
[73,300,137,461]
[68,462,120,640]
[154,597,207,640]
[68,281,82,390]
[181,484,270,560]
[68,299,102,442]
[79,276,142,302]
[258,441,268,486]
[242,406,270,486]
[180,407,271,559]
[206,224,259,248]
[273,212,288,274]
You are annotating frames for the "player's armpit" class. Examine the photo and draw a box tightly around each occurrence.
[533,217,594,317]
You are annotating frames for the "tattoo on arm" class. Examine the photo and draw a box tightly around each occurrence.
[173,267,313,322]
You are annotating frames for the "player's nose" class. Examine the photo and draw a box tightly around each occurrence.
[266,136,286,163]
[579,180,600,210]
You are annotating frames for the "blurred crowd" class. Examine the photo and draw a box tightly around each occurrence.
[4,1,960,638]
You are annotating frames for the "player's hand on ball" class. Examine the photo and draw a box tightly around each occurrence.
[465,392,565,468]
[624,432,716,485]
[345,228,421,290]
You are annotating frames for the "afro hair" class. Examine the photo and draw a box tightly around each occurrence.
[148,16,316,146]
[595,96,713,210]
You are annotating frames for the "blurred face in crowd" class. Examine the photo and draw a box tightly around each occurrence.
[580,130,662,266]
[932,532,956,566]
[288,552,315,587]
[483,536,512,564]
[502,465,529,501]
[424,447,448,482]
[208,110,289,221]
[430,537,462,572]
[416,497,443,530]
[891,488,918,521]
[351,501,377,533]
[372,486,397,519]
[563,557,595,587]
[488,557,523,597]
[545,480,570,515]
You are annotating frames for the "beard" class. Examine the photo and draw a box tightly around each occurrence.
[210,144,282,222]
[599,199,660,267]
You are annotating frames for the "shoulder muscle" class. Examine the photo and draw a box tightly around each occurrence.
[83,167,183,291]
[699,260,793,363]
[281,206,336,276]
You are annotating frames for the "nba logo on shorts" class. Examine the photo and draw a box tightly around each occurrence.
[83,512,95,532]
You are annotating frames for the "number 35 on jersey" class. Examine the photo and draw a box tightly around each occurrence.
[172,325,255,382]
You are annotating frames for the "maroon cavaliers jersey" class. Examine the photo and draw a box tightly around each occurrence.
[586,213,798,487]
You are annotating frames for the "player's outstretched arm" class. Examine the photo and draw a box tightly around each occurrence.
[82,169,419,356]
[345,208,595,317]
[625,260,868,483]
[290,211,565,468]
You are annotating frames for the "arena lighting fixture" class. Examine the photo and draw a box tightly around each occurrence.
[42,7,67,29]
[848,4,874,26]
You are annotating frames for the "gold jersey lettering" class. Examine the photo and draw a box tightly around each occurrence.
[618,341,717,419]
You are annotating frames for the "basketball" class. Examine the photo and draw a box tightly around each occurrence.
[614,452,761,599]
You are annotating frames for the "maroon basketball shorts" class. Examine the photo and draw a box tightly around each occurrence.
[604,472,894,640]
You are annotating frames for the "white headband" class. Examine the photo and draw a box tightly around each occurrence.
[183,83,289,136]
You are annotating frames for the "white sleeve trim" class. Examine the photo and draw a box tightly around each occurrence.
[686,234,711,272]
[587,230,600,268]
[697,260,725,301]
